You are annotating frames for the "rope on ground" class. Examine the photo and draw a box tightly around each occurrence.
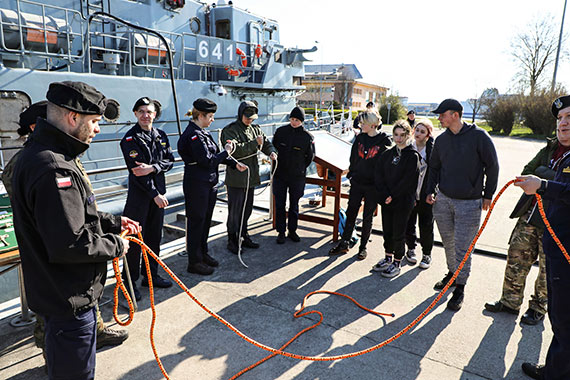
[110,179,568,380]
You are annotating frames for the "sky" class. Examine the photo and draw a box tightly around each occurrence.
[235,0,570,104]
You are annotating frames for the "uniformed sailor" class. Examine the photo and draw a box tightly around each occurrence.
[11,81,139,380]
[178,98,246,275]
[221,101,277,254]
[519,95,570,380]
[272,106,315,243]
[120,97,175,299]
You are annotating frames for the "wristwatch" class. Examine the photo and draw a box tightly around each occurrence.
[537,180,548,195]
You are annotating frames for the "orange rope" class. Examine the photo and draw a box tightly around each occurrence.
[110,180,568,380]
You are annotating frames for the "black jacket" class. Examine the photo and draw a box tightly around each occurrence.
[12,119,123,318]
[272,124,315,179]
[348,132,391,187]
[178,121,233,184]
[426,123,499,200]
[375,145,420,204]
[120,123,174,199]
[542,153,570,259]
[417,136,434,201]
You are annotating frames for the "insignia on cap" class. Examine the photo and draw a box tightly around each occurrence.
[142,98,150,104]
[555,98,563,109]
[56,177,72,188]
[129,150,139,158]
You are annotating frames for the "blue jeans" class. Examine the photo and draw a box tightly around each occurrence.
[44,307,97,380]
[433,192,482,286]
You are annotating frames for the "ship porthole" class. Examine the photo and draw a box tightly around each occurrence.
[189,17,201,34]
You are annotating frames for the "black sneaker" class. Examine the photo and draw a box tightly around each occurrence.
[96,326,129,349]
[434,272,455,291]
[405,249,417,265]
[484,300,519,315]
[521,309,545,325]
[329,240,349,256]
[142,275,172,288]
[276,232,286,244]
[288,231,301,242]
[521,363,544,379]
[356,248,367,260]
[227,238,240,254]
[447,290,464,311]
[419,254,432,269]
[242,235,260,249]
[187,262,214,275]
[203,252,219,267]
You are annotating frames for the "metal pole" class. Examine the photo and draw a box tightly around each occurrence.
[552,0,568,92]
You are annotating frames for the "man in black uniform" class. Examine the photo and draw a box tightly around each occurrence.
[406,110,416,128]
[519,95,570,380]
[272,106,315,243]
[11,81,139,380]
[120,97,174,299]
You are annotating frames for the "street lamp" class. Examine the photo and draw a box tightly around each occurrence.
[552,0,568,91]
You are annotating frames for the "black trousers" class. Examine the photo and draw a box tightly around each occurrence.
[544,252,570,380]
[405,199,434,256]
[185,179,217,265]
[273,175,306,233]
[123,193,164,281]
[45,308,96,380]
[227,186,254,237]
[342,181,377,250]
[381,199,415,260]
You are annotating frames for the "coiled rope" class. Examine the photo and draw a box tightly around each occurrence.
[111,179,568,380]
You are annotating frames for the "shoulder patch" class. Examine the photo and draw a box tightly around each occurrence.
[191,135,198,141]
[125,136,133,142]
[56,176,72,188]
[129,150,139,158]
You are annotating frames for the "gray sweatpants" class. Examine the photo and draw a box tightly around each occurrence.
[433,192,482,286]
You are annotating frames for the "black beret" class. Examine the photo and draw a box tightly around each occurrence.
[46,81,120,121]
[289,106,305,122]
[18,100,47,136]
[432,98,463,114]
[132,97,162,119]
[407,110,415,115]
[551,95,570,118]
[193,98,217,113]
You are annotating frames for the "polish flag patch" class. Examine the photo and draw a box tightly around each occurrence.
[126,136,133,142]
[56,177,72,188]
[191,135,198,141]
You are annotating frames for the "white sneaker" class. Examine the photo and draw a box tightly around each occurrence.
[419,254,432,269]
[372,256,393,272]
[381,262,401,278]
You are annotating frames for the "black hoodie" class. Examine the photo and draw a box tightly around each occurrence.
[347,131,392,187]
[375,144,420,204]
[426,122,499,200]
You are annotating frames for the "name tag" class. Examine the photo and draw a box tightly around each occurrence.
[563,166,570,173]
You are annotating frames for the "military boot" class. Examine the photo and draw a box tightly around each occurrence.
[227,233,240,254]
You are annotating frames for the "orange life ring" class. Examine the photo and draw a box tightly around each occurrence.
[254,44,262,58]
[225,47,247,76]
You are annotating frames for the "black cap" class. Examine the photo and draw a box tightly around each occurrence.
[289,106,305,122]
[366,101,374,108]
[432,98,463,114]
[132,97,162,119]
[407,110,415,115]
[18,101,47,136]
[46,81,120,122]
[243,107,258,120]
[551,95,570,118]
[193,98,217,113]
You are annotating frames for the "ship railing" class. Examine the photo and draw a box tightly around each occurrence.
[87,28,131,75]
[0,0,84,65]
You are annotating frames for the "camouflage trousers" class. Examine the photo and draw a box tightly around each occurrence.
[33,305,106,350]
[500,217,547,315]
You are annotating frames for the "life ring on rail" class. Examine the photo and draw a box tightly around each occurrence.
[225,47,247,76]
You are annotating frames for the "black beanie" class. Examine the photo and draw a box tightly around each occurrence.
[289,106,305,122]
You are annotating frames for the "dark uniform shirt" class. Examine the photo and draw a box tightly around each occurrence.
[542,152,570,257]
[120,123,174,199]
[11,118,123,318]
[178,121,232,184]
[272,124,315,179]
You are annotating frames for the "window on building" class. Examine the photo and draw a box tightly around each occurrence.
[215,20,231,39]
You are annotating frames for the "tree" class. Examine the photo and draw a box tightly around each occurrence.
[379,94,406,124]
[468,88,499,122]
[511,15,566,95]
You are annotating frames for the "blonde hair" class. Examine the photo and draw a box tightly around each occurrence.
[414,118,434,136]
[186,107,209,120]
[359,111,381,128]
[392,119,412,135]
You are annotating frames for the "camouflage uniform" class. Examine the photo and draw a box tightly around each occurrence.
[500,213,547,314]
